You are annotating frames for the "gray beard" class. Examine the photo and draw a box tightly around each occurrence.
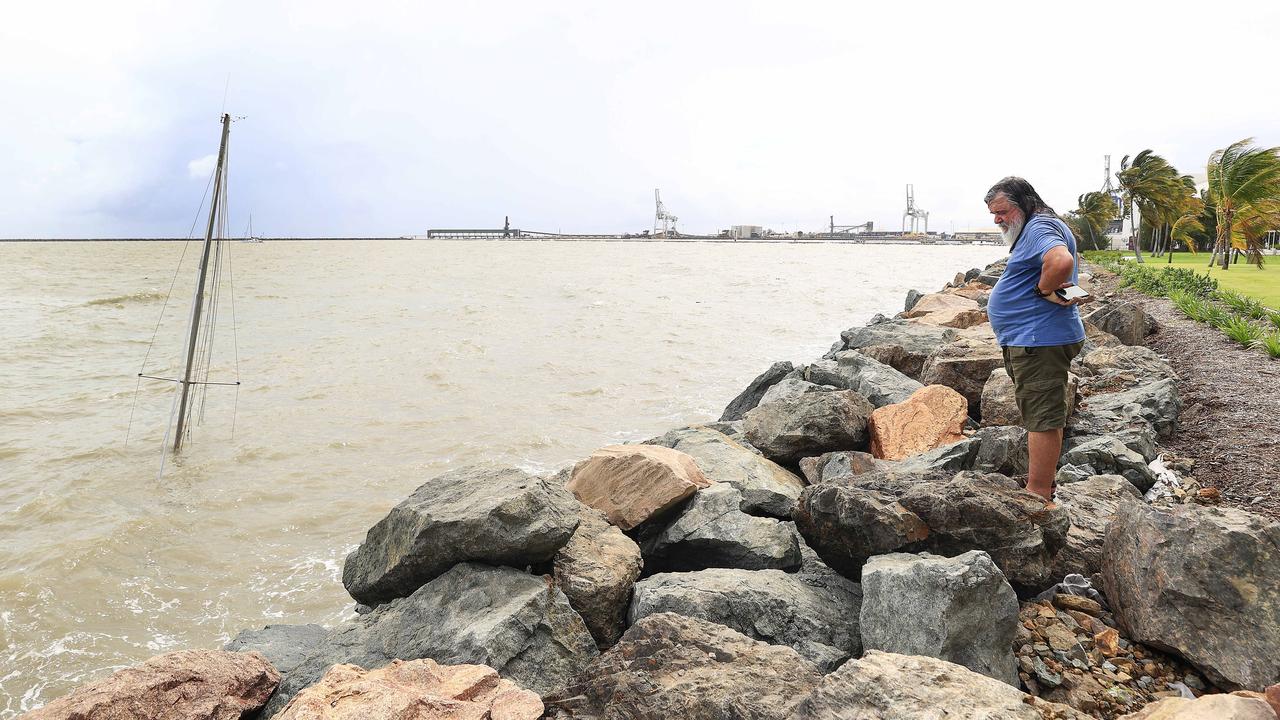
[1001,217,1025,247]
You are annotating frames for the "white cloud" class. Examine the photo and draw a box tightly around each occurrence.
[187,154,217,180]
[1,0,1278,237]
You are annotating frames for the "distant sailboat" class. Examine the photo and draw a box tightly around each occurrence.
[242,214,263,243]
[130,113,241,456]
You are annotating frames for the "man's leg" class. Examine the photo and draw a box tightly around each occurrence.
[1026,427,1063,502]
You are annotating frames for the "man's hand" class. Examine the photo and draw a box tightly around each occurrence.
[1042,282,1094,307]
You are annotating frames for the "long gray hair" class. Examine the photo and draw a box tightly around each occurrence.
[984,177,1055,218]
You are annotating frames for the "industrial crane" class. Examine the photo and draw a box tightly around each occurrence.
[903,184,929,234]
[654,189,679,237]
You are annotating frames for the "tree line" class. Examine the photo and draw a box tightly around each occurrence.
[1064,139,1280,270]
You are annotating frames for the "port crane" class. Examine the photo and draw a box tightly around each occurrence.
[902,184,929,234]
[653,189,679,237]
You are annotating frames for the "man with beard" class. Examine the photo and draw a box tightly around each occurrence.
[983,177,1090,506]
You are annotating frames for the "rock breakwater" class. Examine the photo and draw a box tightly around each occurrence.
[24,257,1280,720]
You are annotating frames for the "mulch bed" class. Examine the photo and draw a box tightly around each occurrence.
[1086,264,1280,521]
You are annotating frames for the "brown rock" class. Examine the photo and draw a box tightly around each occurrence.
[1064,610,1097,632]
[946,280,991,302]
[1094,627,1121,657]
[1053,594,1103,616]
[1268,685,1280,717]
[1045,671,1105,714]
[553,507,644,648]
[566,445,711,530]
[23,650,278,720]
[867,384,968,461]
[273,659,542,720]
[1118,694,1278,719]
[921,340,1005,416]
[1045,624,1080,653]
[905,293,989,329]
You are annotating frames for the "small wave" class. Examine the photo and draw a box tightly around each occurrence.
[84,290,166,307]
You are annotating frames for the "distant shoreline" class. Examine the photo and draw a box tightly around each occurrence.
[1,237,1002,246]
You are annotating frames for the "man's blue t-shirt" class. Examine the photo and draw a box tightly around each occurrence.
[986,214,1086,347]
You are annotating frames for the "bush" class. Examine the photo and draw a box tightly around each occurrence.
[1118,264,1219,298]
[1222,316,1264,346]
[1255,333,1280,358]
[1217,290,1270,319]
[1169,290,1204,322]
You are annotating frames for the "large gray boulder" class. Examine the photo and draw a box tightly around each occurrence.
[789,651,1088,720]
[743,390,874,464]
[1103,500,1280,691]
[264,563,598,716]
[793,473,932,577]
[970,425,1029,476]
[642,483,801,572]
[898,472,1070,591]
[1050,474,1141,580]
[720,361,795,421]
[342,466,579,605]
[1082,300,1157,345]
[758,377,836,406]
[1074,377,1181,439]
[893,437,981,474]
[554,507,644,648]
[543,613,822,720]
[224,624,328,676]
[795,471,1070,590]
[805,352,924,408]
[798,450,884,484]
[920,340,1005,418]
[838,320,958,380]
[1060,435,1157,491]
[645,426,805,517]
[860,551,1019,686]
[629,567,862,671]
[1079,344,1176,385]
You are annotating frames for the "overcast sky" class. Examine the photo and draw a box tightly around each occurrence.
[3,1,1279,238]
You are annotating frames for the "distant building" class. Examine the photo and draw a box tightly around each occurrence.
[729,225,763,239]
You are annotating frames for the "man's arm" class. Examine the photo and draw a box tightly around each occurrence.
[1037,245,1075,294]
[1038,245,1086,306]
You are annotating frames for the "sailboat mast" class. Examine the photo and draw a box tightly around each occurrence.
[174,113,231,452]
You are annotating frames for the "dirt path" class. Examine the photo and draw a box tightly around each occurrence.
[1088,265,1280,521]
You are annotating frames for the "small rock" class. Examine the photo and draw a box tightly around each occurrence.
[1095,627,1121,657]
[1053,594,1103,616]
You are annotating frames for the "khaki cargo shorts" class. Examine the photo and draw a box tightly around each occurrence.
[1001,341,1085,432]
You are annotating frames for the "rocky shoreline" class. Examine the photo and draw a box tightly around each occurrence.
[22,258,1280,720]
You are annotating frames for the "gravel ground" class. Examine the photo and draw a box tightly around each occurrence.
[1086,264,1280,521]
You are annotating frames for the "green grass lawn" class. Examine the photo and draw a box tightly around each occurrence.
[1129,253,1280,308]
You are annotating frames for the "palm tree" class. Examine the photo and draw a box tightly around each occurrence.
[1160,176,1201,262]
[1066,191,1118,251]
[1121,151,1187,260]
[1118,151,1183,263]
[1206,139,1280,269]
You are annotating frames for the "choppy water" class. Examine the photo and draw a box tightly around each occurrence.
[0,239,1003,713]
